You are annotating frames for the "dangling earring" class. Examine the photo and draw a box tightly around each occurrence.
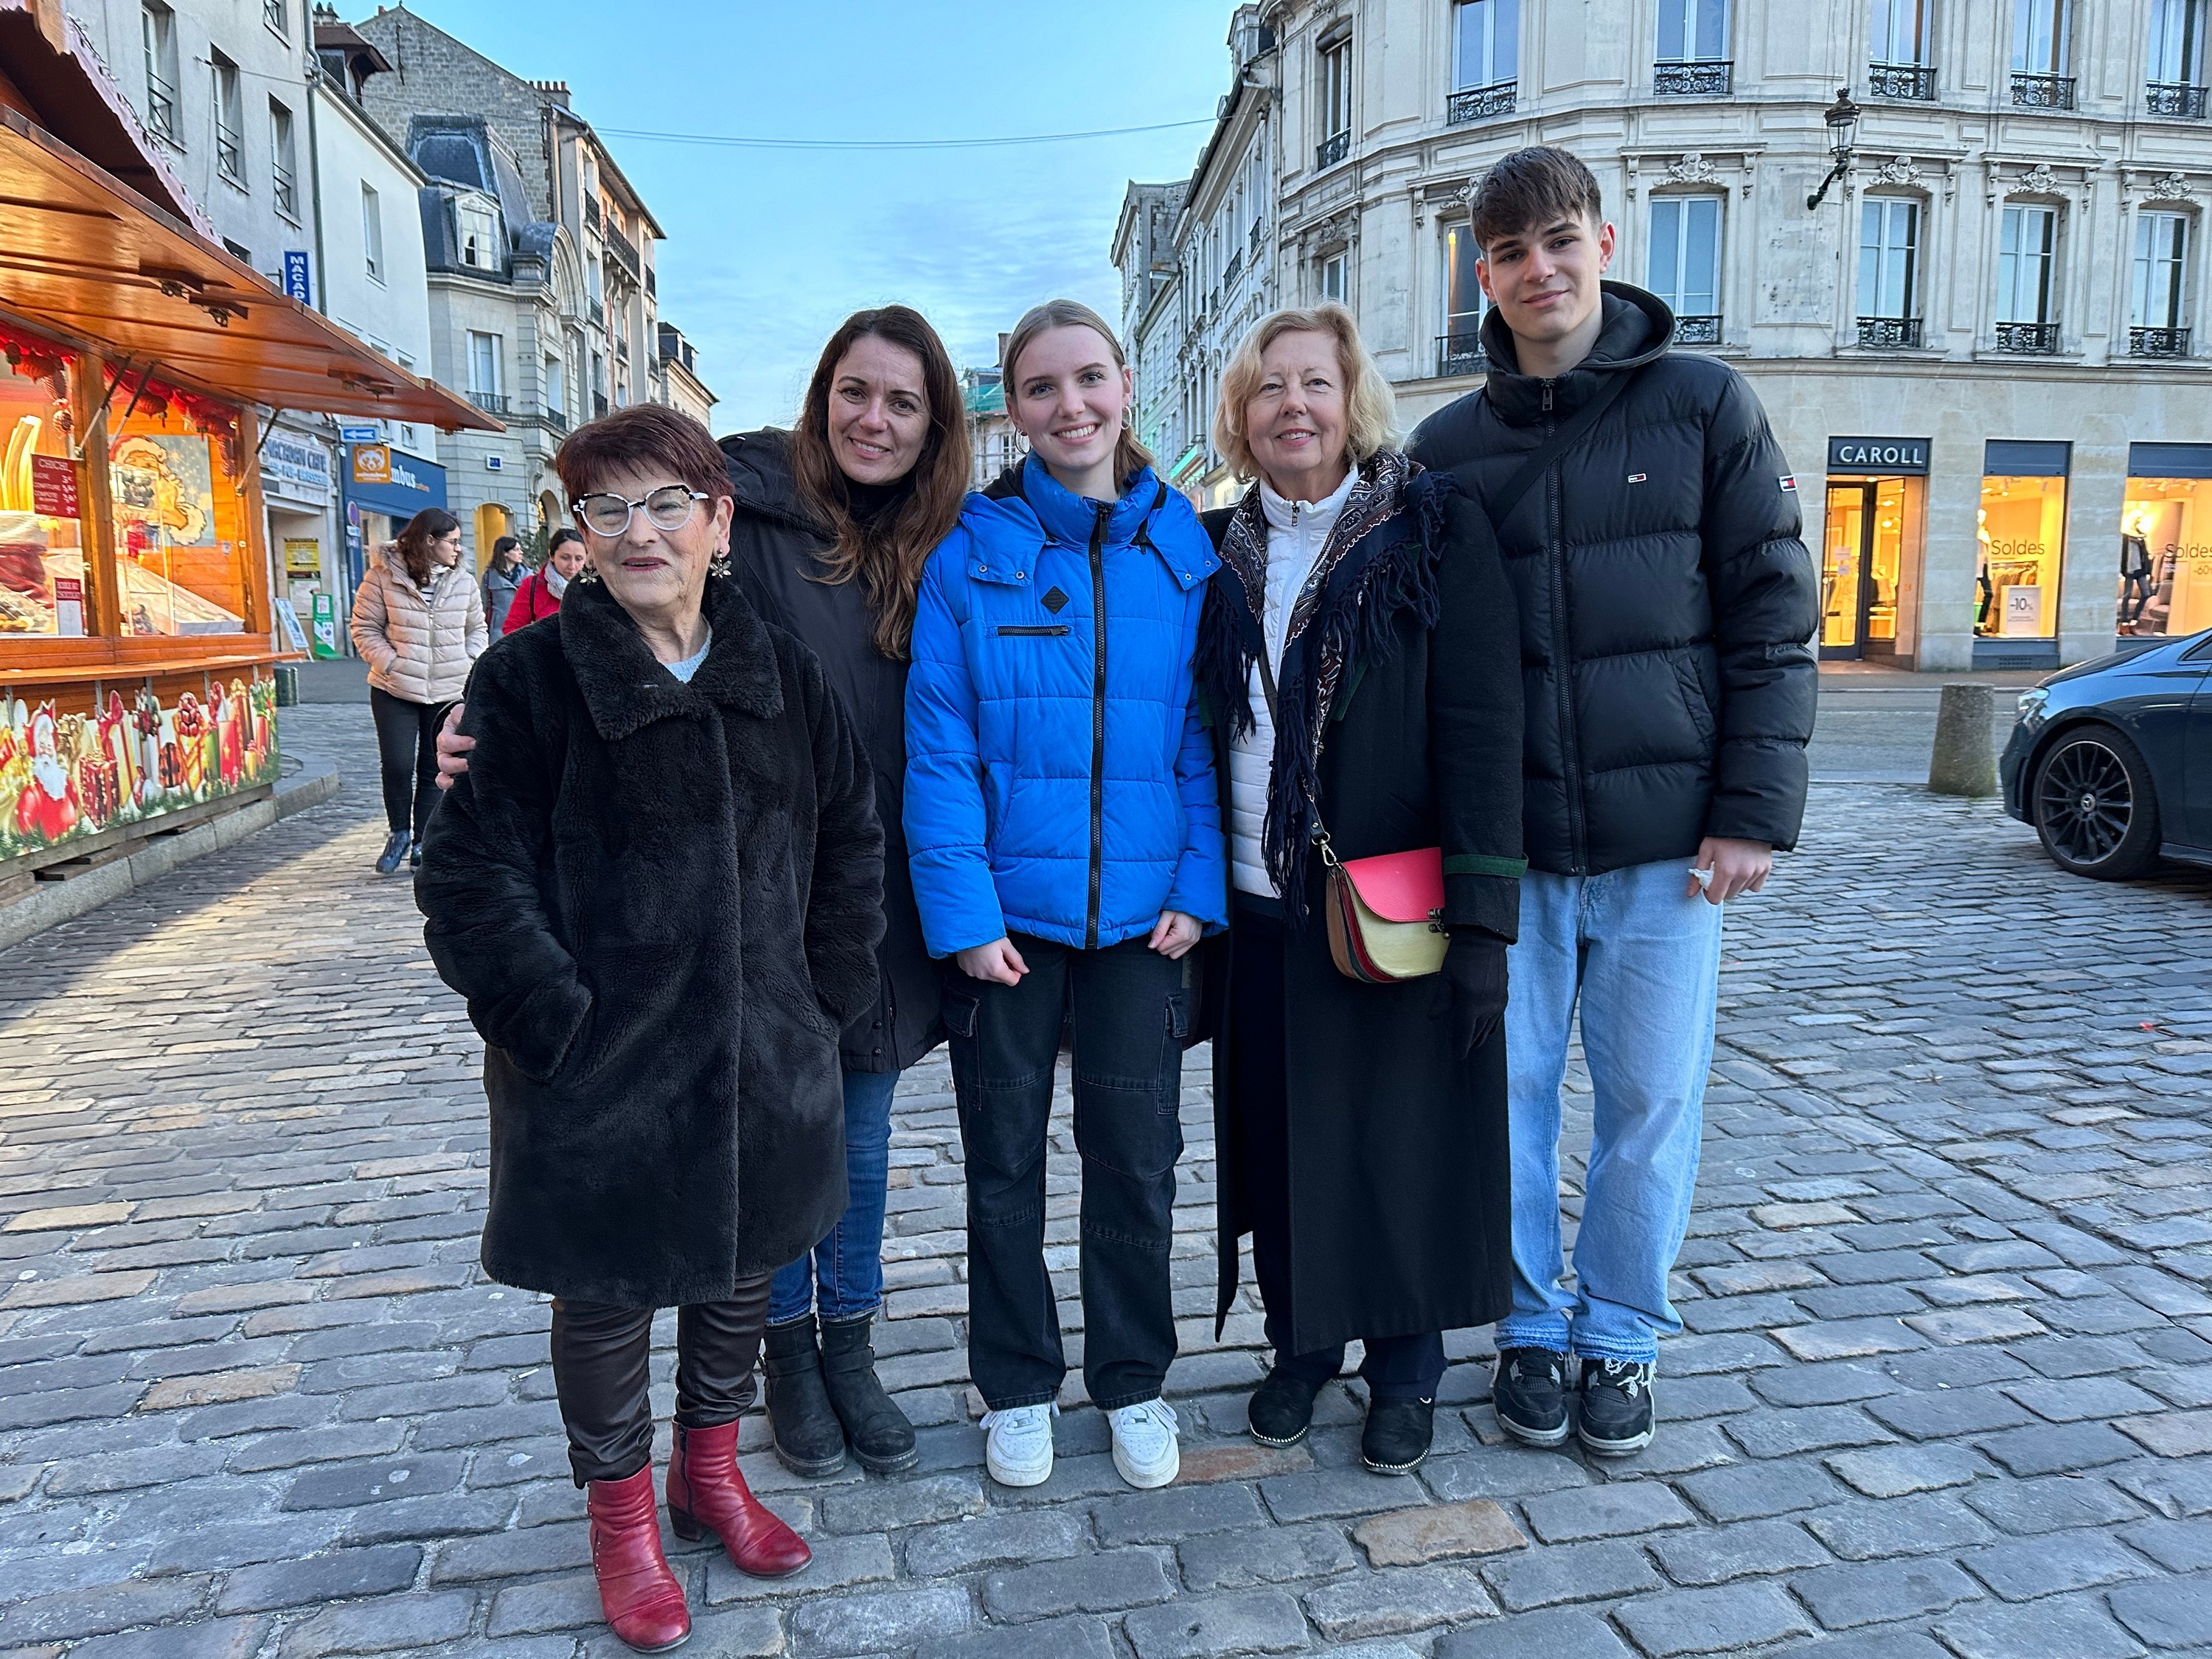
[709,544,731,580]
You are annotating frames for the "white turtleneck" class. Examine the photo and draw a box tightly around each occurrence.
[1228,465,1359,899]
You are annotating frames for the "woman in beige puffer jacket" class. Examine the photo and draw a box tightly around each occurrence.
[350,507,488,873]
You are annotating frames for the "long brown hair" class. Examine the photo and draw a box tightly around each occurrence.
[1000,298,1154,492]
[789,306,967,661]
[392,507,459,588]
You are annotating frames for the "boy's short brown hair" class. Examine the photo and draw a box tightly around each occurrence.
[554,403,733,506]
[1469,147,1605,254]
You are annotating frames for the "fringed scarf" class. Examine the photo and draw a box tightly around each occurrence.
[1195,451,1450,929]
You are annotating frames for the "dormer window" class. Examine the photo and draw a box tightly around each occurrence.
[458,199,501,271]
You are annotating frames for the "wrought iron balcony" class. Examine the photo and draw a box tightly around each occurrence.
[273,161,296,219]
[467,390,509,415]
[1675,315,1722,345]
[605,223,641,282]
[2130,326,2192,358]
[2146,81,2209,117]
[215,122,244,182]
[543,406,568,432]
[1654,59,1732,97]
[146,74,178,142]
[2009,72,2076,109]
[1857,316,1924,349]
[585,195,601,233]
[1315,130,1350,170]
[593,392,610,419]
[1992,321,2060,354]
[1436,333,1487,378]
[1866,61,1936,100]
[1224,251,1243,290]
[1447,80,1517,124]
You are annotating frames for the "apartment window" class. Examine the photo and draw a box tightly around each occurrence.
[458,200,501,271]
[2011,0,2075,105]
[141,4,178,142]
[1317,35,1352,168]
[2148,0,2209,116]
[1857,199,1924,346]
[361,183,383,281]
[1655,0,1731,92]
[544,353,567,422]
[1321,252,1346,303]
[212,51,245,184]
[1455,0,1518,88]
[1868,0,1937,97]
[263,0,286,32]
[2132,212,2193,354]
[467,333,504,413]
[1649,197,1722,341]
[269,100,296,219]
[1995,204,2061,351]
[1439,222,1487,374]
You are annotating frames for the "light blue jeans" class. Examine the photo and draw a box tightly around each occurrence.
[1497,858,1725,1365]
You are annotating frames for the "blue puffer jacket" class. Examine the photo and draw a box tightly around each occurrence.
[905,459,1228,957]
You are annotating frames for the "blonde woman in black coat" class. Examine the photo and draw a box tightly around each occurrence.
[1194,305,1523,1478]
[417,405,885,1654]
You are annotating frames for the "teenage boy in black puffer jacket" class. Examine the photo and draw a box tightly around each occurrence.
[1408,147,1818,1457]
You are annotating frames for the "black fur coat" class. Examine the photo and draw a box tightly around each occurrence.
[417,571,885,1307]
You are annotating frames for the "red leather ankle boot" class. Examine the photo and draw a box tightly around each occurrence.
[585,1466,690,1653]
[665,1420,811,1577]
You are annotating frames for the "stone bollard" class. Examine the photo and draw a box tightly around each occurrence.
[1927,682,1998,796]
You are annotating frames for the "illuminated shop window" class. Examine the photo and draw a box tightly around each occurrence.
[108,381,249,636]
[1977,472,2066,639]
[0,333,88,637]
[2118,475,2212,638]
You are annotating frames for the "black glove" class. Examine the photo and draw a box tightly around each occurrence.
[1428,929,1509,1057]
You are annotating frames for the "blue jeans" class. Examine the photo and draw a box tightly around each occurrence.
[768,1065,900,1326]
[1498,858,1724,1365]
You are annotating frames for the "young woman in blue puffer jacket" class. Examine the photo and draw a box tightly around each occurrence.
[905,299,1228,1496]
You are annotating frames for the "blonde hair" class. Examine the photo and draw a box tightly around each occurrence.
[1213,304,1399,483]
[1001,299,1155,490]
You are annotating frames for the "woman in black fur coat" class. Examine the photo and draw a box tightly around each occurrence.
[1193,305,1525,1478]
[417,406,886,1655]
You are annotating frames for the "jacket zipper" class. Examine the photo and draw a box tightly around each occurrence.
[1540,379,1589,874]
[1085,501,1111,950]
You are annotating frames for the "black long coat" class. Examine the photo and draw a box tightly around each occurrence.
[1196,461,1524,1356]
[417,571,886,1307]
[1406,283,1818,875]
[722,428,942,1074]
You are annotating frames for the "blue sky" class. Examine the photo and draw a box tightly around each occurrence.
[389,0,1232,431]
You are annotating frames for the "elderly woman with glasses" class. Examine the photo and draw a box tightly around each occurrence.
[417,405,886,1653]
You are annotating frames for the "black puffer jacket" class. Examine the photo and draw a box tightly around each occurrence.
[722,428,942,1074]
[1407,284,1818,875]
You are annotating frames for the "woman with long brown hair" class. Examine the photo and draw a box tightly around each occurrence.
[351,505,484,874]
[439,306,971,1476]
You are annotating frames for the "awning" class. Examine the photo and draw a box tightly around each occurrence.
[0,107,498,433]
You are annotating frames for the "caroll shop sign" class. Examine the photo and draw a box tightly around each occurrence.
[1828,437,1931,474]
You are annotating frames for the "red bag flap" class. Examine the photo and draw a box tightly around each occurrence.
[1337,846,1444,924]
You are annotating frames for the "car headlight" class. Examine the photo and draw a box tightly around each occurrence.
[2017,687,2049,728]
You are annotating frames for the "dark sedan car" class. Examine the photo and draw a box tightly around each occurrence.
[2001,629,2212,880]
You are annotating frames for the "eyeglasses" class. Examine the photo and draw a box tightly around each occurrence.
[570,486,709,538]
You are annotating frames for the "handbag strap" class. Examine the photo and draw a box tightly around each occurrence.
[1458,365,1638,528]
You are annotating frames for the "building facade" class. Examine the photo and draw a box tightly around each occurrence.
[1128,0,2212,670]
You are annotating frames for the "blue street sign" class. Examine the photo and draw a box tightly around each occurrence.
[338,423,380,443]
[282,251,313,306]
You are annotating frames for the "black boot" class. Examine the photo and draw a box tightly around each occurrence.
[761,1315,846,1478]
[819,1312,918,1474]
[1362,1396,1436,1475]
[1247,1368,1325,1447]
[374,830,411,875]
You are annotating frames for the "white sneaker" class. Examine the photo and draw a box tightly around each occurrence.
[981,1402,1057,1487]
[1107,1399,1180,1489]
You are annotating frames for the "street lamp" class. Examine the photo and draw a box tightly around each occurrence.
[1805,87,1862,211]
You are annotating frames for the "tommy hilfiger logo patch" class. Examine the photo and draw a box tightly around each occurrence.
[1780,475,1798,493]
[1043,587,1069,614]
[1627,473,1648,484]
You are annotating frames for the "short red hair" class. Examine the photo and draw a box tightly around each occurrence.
[554,404,732,504]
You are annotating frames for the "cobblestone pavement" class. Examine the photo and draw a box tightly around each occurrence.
[1,705,2209,1659]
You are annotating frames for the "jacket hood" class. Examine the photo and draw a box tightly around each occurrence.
[720,428,824,535]
[957,457,1213,589]
[1480,282,1676,426]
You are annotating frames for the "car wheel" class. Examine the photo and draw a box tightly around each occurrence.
[2031,723,2162,880]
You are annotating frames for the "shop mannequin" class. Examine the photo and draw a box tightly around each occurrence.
[1975,509,1994,634]
[2119,509,2154,633]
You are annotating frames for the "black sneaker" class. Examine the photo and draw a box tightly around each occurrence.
[1247,1368,1324,1447]
[1361,1397,1435,1475]
[1492,1346,1571,1447]
[1577,1357,1656,1456]
[373,830,411,875]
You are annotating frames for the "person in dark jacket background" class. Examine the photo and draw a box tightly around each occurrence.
[481,535,527,635]
[722,304,969,1480]
[417,405,886,1652]
[1407,147,1817,1459]
[1194,304,1524,1478]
